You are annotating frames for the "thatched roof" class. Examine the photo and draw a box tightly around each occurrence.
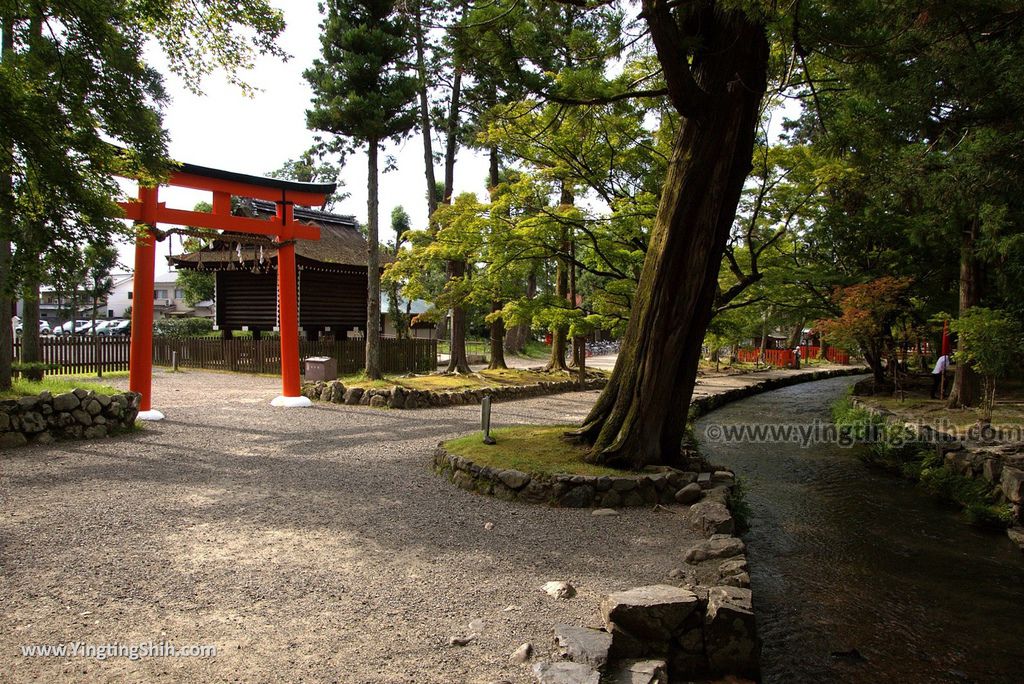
[169,199,370,270]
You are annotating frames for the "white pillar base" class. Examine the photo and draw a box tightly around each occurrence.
[271,395,313,408]
[137,409,165,421]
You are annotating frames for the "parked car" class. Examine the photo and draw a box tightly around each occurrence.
[90,320,114,335]
[53,320,88,335]
[100,319,131,336]
[54,319,93,335]
[14,319,51,336]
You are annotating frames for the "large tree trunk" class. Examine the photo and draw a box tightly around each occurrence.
[505,271,536,354]
[365,139,382,379]
[948,216,981,408]
[445,267,472,374]
[486,147,508,371]
[21,276,42,380]
[415,4,438,222]
[488,301,508,370]
[443,68,472,375]
[572,8,769,469]
[546,186,573,372]
[0,16,14,391]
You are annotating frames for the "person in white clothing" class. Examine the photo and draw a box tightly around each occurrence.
[931,354,950,399]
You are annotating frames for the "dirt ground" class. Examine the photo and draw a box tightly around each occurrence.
[1,368,711,684]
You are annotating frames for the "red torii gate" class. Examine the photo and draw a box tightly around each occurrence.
[119,162,336,419]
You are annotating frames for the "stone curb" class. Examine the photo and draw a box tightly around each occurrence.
[300,375,607,409]
[0,389,142,449]
[688,366,869,421]
[432,444,719,508]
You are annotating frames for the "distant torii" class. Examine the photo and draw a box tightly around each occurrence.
[118,161,336,419]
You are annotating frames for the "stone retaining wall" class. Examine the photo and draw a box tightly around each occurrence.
[523,469,757,682]
[688,366,868,420]
[301,376,607,409]
[852,398,1024,550]
[434,445,741,508]
[0,389,141,449]
[434,445,738,508]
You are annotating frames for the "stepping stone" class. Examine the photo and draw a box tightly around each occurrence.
[607,659,668,684]
[532,661,600,684]
[601,585,700,643]
[554,624,612,670]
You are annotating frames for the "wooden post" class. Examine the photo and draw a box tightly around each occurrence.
[128,185,163,420]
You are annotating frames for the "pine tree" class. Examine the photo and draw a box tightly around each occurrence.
[306,0,418,379]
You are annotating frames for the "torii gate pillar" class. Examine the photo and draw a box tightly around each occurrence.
[270,200,311,408]
[129,186,164,421]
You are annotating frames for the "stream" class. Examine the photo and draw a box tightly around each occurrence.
[696,375,1024,683]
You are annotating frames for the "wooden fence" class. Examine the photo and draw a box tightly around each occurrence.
[13,336,437,377]
[12,336,131,376]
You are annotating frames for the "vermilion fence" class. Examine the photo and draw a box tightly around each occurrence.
[13,336,437,377]
[735,346,850,366]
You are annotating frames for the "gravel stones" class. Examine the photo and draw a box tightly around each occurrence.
[542,581,577,600]
[510,642,533,663]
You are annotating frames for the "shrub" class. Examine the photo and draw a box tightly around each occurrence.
[154,317,214,338]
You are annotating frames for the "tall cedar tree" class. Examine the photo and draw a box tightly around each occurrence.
[305,0,417,379]
[567,2,769,468]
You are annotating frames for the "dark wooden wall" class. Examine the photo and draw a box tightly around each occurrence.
[214,267,369,334]
[216,270,278,330]
[299,268,368,334]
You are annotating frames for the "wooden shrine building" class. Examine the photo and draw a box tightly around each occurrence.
[170,200,371,341]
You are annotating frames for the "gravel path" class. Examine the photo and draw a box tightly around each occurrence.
[1,369,708,683]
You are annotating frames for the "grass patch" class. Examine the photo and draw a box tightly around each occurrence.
[444,425,623,477]
[728,477,752,532]
[517,340,552,360]
[856,395,1024,432]
[1,377,120,400]
[340,367,604,392]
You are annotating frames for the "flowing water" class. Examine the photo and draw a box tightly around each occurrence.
[696,376,1024,684]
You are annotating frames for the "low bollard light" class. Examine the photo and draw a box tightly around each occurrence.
[481,395,496,445]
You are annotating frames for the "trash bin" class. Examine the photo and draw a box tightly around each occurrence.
[304,356,337,381]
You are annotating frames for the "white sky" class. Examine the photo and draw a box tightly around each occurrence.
[119,0,490,275]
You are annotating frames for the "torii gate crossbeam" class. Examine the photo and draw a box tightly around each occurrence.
[118,162,336,419]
